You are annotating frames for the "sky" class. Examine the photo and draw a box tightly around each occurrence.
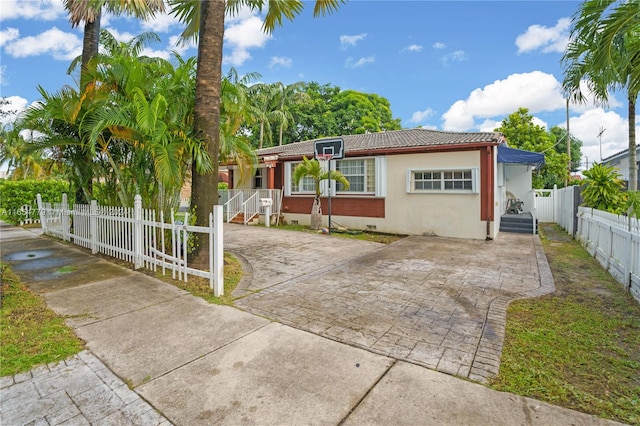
[0,0,636,170]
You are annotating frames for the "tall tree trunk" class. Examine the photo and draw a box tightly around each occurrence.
[76,11,101,204]
[629,94,637,191]
[190,0,224,265]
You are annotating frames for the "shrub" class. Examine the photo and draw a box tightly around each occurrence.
[0,179,70,224]
[581,164,625,213]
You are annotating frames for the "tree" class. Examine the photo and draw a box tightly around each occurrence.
[63,0,165,202]
[549,126,583,172]
[495,108,569,188]
[562,0,639,191]
[292,156,350,230]
[64,0,165,88]
[168,0,345,264]
[247,82,403,147]
[581,163,625,213]
[272,81,309,146]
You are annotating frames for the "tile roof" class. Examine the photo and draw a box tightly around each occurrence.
[256,128,504,159]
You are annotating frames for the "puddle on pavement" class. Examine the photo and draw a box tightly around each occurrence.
[10,257,68,271]
[3,250,53,261]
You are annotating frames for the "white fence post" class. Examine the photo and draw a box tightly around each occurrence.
[36,194,46,233]
[211,205,224,297]
[61,193,70,242]
[90,200,98,254]
[134,195,143,269]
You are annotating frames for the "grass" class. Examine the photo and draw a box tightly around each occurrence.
[0,264,84,377]
[155,252,243,306]
[271,223,406,244]
[490,224,640,425]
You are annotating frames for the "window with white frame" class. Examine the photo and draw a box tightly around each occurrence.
[407,168,478,193]
[288,161,315,193]
[284,157,386,197]
[337,158,376,193]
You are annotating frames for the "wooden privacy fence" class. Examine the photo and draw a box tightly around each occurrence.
[575,206,640,303]
[36,194,224,296]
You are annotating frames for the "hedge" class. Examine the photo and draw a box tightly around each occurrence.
[0,179,70,224]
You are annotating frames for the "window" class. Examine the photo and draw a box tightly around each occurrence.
[288,162,315,193]
[407,168,478,193]
[284,157,386,197]
[253,168,263,189]
[337,158,376,193]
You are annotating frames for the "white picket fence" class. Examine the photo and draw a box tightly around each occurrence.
[36,193,224,296]
[575,207,640,302]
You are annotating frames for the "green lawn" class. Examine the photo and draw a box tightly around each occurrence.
[490,224,640,425]
[0,264,84,377]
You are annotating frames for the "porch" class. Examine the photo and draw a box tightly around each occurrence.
[220,189,283,226]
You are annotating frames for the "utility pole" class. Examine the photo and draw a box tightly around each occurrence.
[597,127,606,161]
[566,99,571,186]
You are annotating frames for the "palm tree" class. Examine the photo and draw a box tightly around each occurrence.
[272,81,309,146]
[168,0,345,263]
[62,0,164,202]
[292,156,349,230]
[64,0,164,88]
[248,82,278,149]
[562,0,639,191]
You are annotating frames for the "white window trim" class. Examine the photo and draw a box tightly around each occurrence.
[406,167,479,194]
[285,162,318,196]
[286,157,387,197]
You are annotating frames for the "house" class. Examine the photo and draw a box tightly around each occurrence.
[601,144,640,189]
[227,129,544,240]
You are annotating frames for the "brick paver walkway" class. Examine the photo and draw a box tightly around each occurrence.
[0,351,171,426]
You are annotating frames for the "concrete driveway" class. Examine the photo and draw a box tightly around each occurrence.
[228,225,554,382]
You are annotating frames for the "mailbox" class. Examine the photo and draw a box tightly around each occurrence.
[260,198,273,207]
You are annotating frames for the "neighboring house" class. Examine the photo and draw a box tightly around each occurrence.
[601,144,640,189]
[227,129,544,240]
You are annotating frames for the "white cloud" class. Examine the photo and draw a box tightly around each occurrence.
[0,96,29,126]
[103,28,137,43]
[402,44,423,53]
[140,12,182,33]
[432,42,446,49]
[269,56,292,68]
[340,33,367,49]
[442,71,566,131]
[0,0,65,21]
[345,56,375,69]
[559,107,636,163]
[0,65,6,86]
[409,108,435,123]
[441,50,467,66]
[478,119,501,133]
[223,14,271,66]
[516,17,570,54]
[3,27,82,61]
[0,28,20,47]
[140,47,171,60]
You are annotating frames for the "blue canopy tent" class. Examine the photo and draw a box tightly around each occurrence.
[497,144,545,168]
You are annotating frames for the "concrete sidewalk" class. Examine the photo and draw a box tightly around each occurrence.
[0,222,626,425]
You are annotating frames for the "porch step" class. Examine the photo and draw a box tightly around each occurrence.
[229,213,259,225]
[500,214,536,234]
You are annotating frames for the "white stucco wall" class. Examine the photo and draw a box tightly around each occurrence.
[279,150,496,239]
[382,151,487,239]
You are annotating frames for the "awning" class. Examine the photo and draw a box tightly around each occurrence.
[497,144,545,169]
